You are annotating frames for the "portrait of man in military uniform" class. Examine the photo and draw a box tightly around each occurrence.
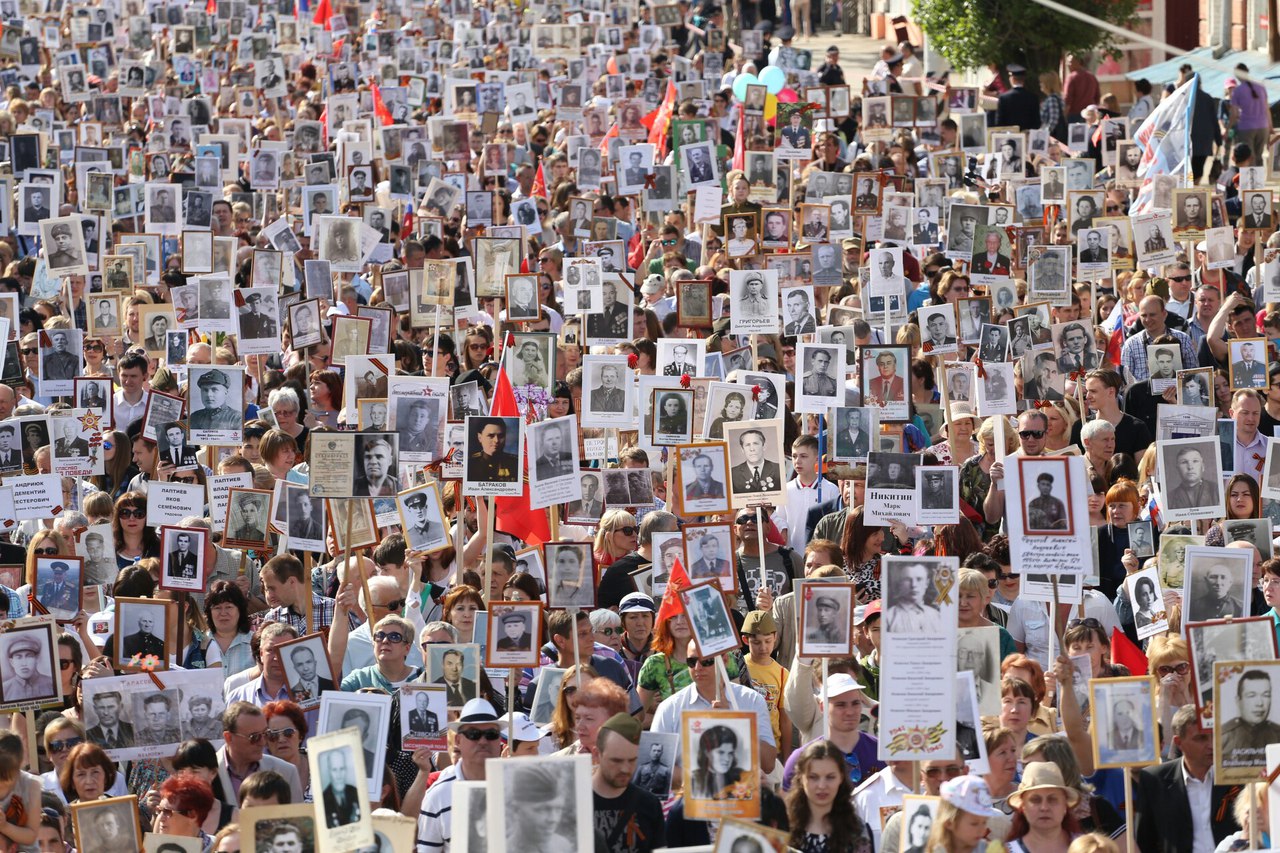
[132,691,181,746]
[1024,470,1069,533]
[35,558,79,618]
[238,291,278,339]
[401,488,446,553]
[465,417,520,486]
[188,367,243,435]
[41,331,79,381]
[1220,667,1280,772]
[0,629,55,703]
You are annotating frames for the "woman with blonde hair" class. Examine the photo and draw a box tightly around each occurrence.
[592,509,638,569]
[1042,402,1078,453]
[960,416,1018,539]
[549,664,598,750]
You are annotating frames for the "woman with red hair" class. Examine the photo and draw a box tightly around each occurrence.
[151,771,215,847]
[264,700,311,801]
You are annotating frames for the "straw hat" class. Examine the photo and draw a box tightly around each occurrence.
[1007,762,1081,810]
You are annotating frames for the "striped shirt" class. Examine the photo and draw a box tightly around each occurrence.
[416,762,468,852]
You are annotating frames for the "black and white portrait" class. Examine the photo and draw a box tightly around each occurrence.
[798,582,854,656]
[486,601,542,667]
[545,542,595,609]
[881,556,958,634]
[632,731,678,799]
[115,598,169,669]
[398,484,448,554]
[224,488,271,548]
[284,483,326,549]
[159,526,206,592]
[1158,437,1225,520]
[1018,457,1074,536]
[0,624,57,705]
[1182,545,1250,624]
[281,633,336,707]
[1091,677,1158,767]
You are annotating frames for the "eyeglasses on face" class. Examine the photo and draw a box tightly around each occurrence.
[612,526,637,536]
[373,630,407,644]
[375,598,406,611]
[458,728,502,741]
[1018,429,1045,439]
[230,729,267,744]
[83,342,104,351]
[1168,274,1192,283]
[266,727,297,741]
[33,547,57,555]
[59,658,74,671]
[1155,662,1190,677]
[118,507,145,519]
[596,626,621,636]
[688,655,720,668]
[154,805,194,820]
[997,571,1020,581]
[48,736,83,754]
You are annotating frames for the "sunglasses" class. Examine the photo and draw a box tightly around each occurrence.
[986,578,999,589]
[373,630,407,644]
[118,507,145,519]
[688,655,719,668]
[265,727,297,741]
[612,526,637,536]
[1168,274,1192,282]
[20,348,35,355]
[596,627,621,636]
[1156,662,1190,677]
[458,728,502,741]
[923,765,965,778]
[1067,617,1104,630]
[59,658,74,670]
[83,342,104,351]
[735,515,757,525]
[997,571,1020,581]
[230,730,266,744]
[1018,429,1045,439]
[48,737,83,754]
[376,598,406,612]
[33,547,57,555]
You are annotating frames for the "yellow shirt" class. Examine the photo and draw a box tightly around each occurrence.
[746,656,789,745]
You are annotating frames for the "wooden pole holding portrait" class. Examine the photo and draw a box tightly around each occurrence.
[342,497,355,615]
[303,551,314,635]
[482,495,496,605]
[754,505,767,598]
[937,361,953,461]
[821,658,830,739]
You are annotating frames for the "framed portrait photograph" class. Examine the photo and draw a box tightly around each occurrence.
[279,632,336,709]
[397,482,449,555]
[860,345,911,422]
[316,690,392,801]
[223,487,272,549]
[918,304,959,356]
[0,621,59,707]
[831,407,876,462]
[1091,676,1159,768]
[1228,338,1269,390]
[282,482,327,552]
[186,365,244,444]
[544,541,596,609]
[504,273,542,323]
[115,597,173,671]
[1016,457,1075,536]
[240,804,319,853]
[682,523,736,593]
[70,795,142,853]
[400,684,448,751]
[675,442,731,516]
[485,600,543,667]
[677,280,714,327]
[32,554,82,622]
[796,581,856,657]
[87,293,122,339]
[724,419,786,508]
[917,466,960,525]
[486,755,592,852]
[158,526,207,593]
[1172,187,1212,237]
[795,342,844,414]
[566,471,606,525]
[425,644,481,710]
[898,796,942,853]
[1177,367,1215,408]
[1157,436,1225,522]
[1125,566,1167,640]
[1188,617,1278,725]
[462,416,523,497]
[1128,519,1156,558]
[650,389,695,446]
[580,355,633,427]
[633,731,679,800]
[1181,545,1252,624]
[288,298,324,349]
[1213,660,1280,783]
[881,555,960,635]
[680,583,739,658]
[680,709,760,820]
[307,726,375,850]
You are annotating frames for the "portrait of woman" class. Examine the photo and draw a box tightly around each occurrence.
[690,725,743,800]
[658,393,688,434]
[1133,576,1159,629]
[511,340,549,389]
[709,392,746,439]
[902,804,933,853]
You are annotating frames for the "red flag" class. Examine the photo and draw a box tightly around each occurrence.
[1110,628,1148,675]
[206,0,216,14]
[531,162,548,199]
[645,81,678,157]
[369,81,393,126]
[312,0,331,29]
[655,558,693,624]
[627,228,646,271]
[1105,325,1125,367]
[598,122,620,153]
[489,340,552,547]
[731,104,746,173]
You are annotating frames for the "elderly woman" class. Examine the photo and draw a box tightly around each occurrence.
[150,771,216,846]
[983,726,1020,834]
[341,614,421,691]
[42,718,127,803]
[593,509,638,569]
[1080,420,1116,483]
[1145,635,1195,755]
[926,407,979,465]
[589,608,623,654]
[267,386,309,450]
[1022,737,1123,838]
[59,742,118,804]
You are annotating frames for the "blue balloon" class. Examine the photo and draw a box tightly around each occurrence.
[760,65,786,95]
[732,73,759,103]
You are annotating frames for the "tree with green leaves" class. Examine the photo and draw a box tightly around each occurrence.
[912,0,1141,88]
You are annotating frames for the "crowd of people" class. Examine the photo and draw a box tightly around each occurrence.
[0,0,1276,851]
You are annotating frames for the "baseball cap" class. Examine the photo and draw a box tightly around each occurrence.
[619,591,656,614]
[855,600,881,625]
[504,712,542,743]
[824,673,865,697]
[741,610,777,635]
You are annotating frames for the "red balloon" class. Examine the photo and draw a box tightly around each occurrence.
[776,88,798,103]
